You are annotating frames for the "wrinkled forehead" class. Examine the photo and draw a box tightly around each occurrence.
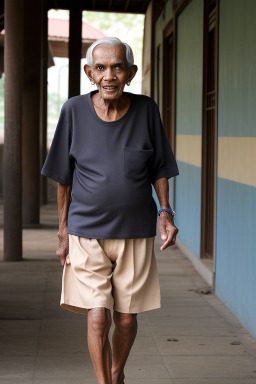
[92,43,127,65]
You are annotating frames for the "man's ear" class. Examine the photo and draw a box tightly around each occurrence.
[84,64,93,81]
[127,65,138,83]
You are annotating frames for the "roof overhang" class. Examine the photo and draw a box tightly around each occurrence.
[48,0,151,14]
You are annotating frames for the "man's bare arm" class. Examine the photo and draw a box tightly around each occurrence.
[153,177,178,250]
[56,182,72,265]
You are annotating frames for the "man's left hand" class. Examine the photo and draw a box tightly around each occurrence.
[158,212,179,251]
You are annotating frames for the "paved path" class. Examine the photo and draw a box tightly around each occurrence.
[0,202,256,384]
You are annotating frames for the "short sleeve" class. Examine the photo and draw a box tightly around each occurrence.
[41,103,74,185]
[148,101,179,184]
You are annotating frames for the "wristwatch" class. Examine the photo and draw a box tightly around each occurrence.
[158,208,176,219]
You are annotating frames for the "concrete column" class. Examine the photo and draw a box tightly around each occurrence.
[40,0,49,205]
[3,0,24,261]
[22,0,42,225]
[68,4,82,98]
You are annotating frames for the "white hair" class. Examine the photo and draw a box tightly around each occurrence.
[86,37,134,67]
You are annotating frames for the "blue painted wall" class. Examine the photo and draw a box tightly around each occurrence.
[176,0,204,136]
[217,0,256,137]
[175,161,202,257]
[216,0,256,338]
[175,0,204,258]
[151,0,256,341]
[216,179,256,335]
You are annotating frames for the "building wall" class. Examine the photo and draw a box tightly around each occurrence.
[150,0,256,340]
[142,1,153,96]
[215,0,256,338]
[175,0,204,258]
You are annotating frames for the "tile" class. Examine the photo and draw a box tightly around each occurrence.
[159,288,202,298]
[154,335,248,356]
[39,318,87,337]
[135,319,152,336]
[34,354,96,379]
[173,380,256,384]
[125,356,170,379]
[163,356,256,379]
[34,380,97,384]
[0,299,44,320]
[37,335,88,355]
[130,336,159,356]
[0,356,36,379]
[126,379,174,384]
[148,323,234,337]
[0,380,34,384]
[144,305,219,318]
[43,307,79,319]
[0,320,41,336]
[145,315,230,330]
[0,335,38,356]
[161,296,207,306]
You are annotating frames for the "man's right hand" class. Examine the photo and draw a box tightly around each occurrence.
[56,229,70,266]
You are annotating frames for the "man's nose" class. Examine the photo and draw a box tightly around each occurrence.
[103,68,116,81]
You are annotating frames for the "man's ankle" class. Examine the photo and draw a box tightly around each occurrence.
[111,369,125,384]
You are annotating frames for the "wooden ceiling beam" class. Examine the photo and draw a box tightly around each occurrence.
[124,0,130,12]
[48,0,151,13]
[142,0,150,13]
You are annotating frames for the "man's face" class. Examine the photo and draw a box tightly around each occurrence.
[86,44,135,101]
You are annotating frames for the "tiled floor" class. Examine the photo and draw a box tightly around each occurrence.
[0,202,256,383]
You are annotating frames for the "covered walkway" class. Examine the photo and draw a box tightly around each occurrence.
[0,203,256,383]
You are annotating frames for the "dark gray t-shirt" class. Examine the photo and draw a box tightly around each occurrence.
[41,90,179,239]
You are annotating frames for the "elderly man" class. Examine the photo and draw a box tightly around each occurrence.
[41,37,179,384]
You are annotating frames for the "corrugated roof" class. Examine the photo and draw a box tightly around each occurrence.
[48,18,106,40]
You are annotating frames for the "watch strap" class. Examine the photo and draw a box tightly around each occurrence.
[158,208,176,218]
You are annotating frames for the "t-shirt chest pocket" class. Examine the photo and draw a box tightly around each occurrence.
[123,146,154,180]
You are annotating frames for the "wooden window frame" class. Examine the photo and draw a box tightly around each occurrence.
[163,20,175,149]
[200,0,219,262]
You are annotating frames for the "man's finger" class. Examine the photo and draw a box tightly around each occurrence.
[171,235,176,246]
[160,229,177,250]
[160,231,172,250]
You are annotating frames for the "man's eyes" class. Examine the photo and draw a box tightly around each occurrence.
[95,65,123,71]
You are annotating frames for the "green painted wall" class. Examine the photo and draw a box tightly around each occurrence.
[218,0,256,137]
[176,0,204,136]
[175,0,204,257]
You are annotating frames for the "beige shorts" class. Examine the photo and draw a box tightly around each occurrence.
[60,234,161,314]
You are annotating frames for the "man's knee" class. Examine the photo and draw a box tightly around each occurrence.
[113,312,137,334]
[88,307,111,336]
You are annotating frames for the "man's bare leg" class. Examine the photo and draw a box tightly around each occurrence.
[88,307,112,384]
[111,311,138,384]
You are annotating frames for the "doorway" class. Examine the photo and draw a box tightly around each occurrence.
[201,0,219,260]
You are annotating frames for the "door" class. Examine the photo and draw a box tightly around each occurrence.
[201,0,219,259]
